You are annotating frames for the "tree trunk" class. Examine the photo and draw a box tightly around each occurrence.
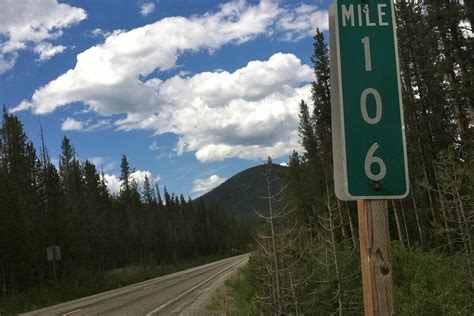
[267,173,282,315]
[289,271,300,315]
[410,181,424,245]
[326,180,343,316]
[413,113,438,230]
[400,200,411,250]
[454,198,474,286]
[345,202,358,249]
[336,199,348,240]
[391,199,404,245]
[433,167,454,252]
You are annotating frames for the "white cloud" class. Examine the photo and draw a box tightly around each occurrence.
[277,3,328,41]
[103,174,121,195]
[90,28,105,38]
[0,0,86,73]
[54,53,310,162]
[15,1,324,162]
[140,2,156,16]
[103,169,154,195]
[116,53,311,161]
[0,53,17,74]
[88,28,124,39]
[130,170,152,186]
[61,117,110,132]
[14,0,284,114]
[192,174,226,194]
[62,117,83,131]
[149,141,160,151]
[34,42,66,61]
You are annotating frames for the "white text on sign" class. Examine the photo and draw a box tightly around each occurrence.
[342,4,389,27]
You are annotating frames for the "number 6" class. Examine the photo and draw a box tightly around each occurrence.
[364,143,386,181]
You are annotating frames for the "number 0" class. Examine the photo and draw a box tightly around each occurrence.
[360,88,382,124]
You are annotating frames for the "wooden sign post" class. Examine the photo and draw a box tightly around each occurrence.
[329,0,408,314]
[358,200,394,315]
[47,245,61,288]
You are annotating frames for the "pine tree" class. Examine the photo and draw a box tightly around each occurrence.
[298,100,318,165]
[0,108,41,292]
[311,28,332,162]
[425,0,473,139]
[311,28,355,246]
[83,160,108,270]
[142,175,155,205]
[119,154,138,233]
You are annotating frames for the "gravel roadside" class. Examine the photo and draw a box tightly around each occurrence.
[180,257,249,315]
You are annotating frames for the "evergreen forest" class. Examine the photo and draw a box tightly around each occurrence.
[0,0,473,315]
[0,109,250,311]
[247,1,473,314]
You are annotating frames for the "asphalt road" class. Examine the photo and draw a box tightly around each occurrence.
[21,253,249,316]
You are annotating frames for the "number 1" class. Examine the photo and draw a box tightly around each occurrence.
[361,37,372,72]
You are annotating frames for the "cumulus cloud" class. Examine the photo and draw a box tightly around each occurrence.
[0,0,86,73]
[130,170,152,186]
[103,174,121,195]
[62,117,83,131]
[116,53,311,161]
[14,0,284,114]
[15,1,324,161]
[61,117,110,132]
[103,169,155,195]
[140,2,156,16]
[192,175,226,194]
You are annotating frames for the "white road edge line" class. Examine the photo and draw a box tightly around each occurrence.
[145,258,245,316]
[61,308,82,315]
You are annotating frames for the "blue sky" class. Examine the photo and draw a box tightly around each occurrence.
[0,0,329,198]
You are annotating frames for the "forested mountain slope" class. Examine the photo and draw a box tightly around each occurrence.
[195,163,288,224]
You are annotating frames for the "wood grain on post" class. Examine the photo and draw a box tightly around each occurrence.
[358,200,394,316]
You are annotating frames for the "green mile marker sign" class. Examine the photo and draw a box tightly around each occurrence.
[329,0,409,200]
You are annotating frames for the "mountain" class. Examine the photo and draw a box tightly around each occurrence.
[195,163,288,224]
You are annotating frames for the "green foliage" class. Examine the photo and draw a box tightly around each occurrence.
[225,266,261,316]
[246,3,473,313]
[392,242,474,315]
[196,163,288,224]
[311,28,332,162]
[298,100,318,165]
[0,111,250,310]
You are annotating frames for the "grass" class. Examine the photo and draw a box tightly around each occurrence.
[0,255,227,315]
[207,266,261,316]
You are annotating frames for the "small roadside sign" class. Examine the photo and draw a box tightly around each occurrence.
[47,246,61,261]
[330,0,409,200]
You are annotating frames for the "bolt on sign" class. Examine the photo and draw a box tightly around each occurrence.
[329,0,409,200]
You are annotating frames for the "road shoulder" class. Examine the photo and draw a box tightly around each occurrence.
[180,257,248,315]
